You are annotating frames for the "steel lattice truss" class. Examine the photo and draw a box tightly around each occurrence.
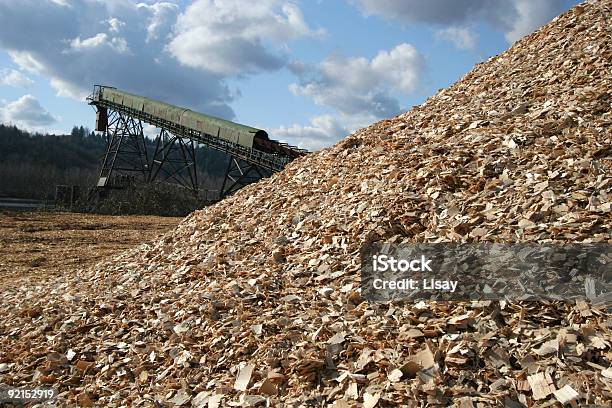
[91,94,304,200]
[98,109,200,194]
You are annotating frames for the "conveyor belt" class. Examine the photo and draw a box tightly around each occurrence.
[88,86,308,172]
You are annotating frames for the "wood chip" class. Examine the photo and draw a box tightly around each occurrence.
[234,364,254,391]
[528,372,556,400]
[553,384,579,405]
[0,2,610,406]
[363,392,380,408]
[387,368,403,382]
[258,379,278,396]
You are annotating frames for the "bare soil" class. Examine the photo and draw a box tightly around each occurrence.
[0,211,182,287]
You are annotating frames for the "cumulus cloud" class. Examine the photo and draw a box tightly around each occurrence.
[68,32,130,54]
[435,26,478,51]
[167,0,322,75]
[270,115,348,151]
[282,43,425,150]
[289,43,424,119]
[137,2,179,42]
[0,94,57,128]
[49,77,89,100]
[0,68,34,87]
[69,33,108,50]
[106,17,125,34]
[0,1,230,117]
[0,0,318,121]
[49,0,70,6]
[354,0,567,45]
[7,51,46,74]
[504,0,563,43]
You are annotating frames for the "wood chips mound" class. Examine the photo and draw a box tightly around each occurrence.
[1,0,611,406]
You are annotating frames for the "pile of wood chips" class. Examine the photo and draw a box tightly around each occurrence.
[1,0,610,406]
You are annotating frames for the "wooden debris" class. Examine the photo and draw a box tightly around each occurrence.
[553,384,580,405]
[528,372,556,400]
[0,1,610,406]
[363,392,380,408]
[234,364,254,391]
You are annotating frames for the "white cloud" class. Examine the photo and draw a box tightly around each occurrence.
[0,0,319,121]
[167,0,322,75]
[289,43,424,118]
[270,115,348,151]
[49,0,70,7]
[69,33,108,50]
[49,77,89,100]
[504,0,561,43]
[283,43,424,150]
[8,51,46,74]
[435,26,478,51]
[106,17,125,34]
[110,37,130,54]
[0,94,57,128]
[0,1,237,118]
[69,32,130,54]
[137,2,179,42]
[142,123,159,139]
[370,44,423,94]
[0,69,34,87]
[354,0,567,45]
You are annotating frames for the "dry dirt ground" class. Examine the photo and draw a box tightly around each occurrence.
[0,211,181,287]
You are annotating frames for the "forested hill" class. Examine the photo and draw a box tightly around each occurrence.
[0,125,105,199]
[0,124,227,200]
[1,125,108,168]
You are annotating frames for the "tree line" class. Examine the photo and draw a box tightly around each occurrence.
[0,124,229,200]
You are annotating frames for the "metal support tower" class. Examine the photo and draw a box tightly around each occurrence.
[97,108,199,194]
[220,157,272,197]
[147,128,198,194]
[98,110,148,188]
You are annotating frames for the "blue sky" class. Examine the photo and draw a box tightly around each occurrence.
[0,0,579,150]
